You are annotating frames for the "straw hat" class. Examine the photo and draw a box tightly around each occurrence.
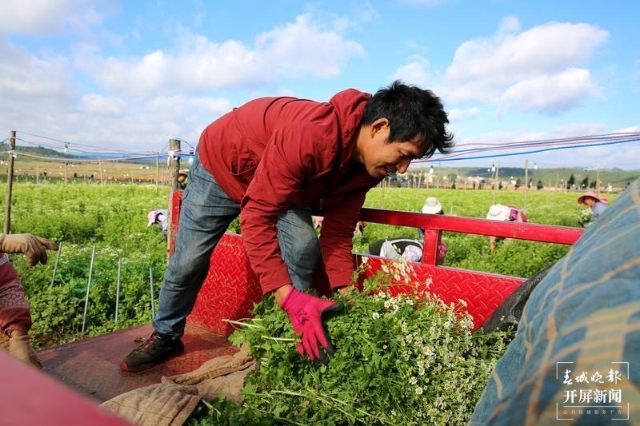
[421,197,443,214]
[577,190,605,205]
[486,204,511,222]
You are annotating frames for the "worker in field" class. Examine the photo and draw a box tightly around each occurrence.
[177,169,189,189]
[312,215,368,238]
[368,237,425,263]
[368,196,448,265]
[120,80,454,372]
[147,209,169,239]
[485,204,527,253]
[0,233,58,369]
[577,189,608,226]
[418,196,448,262]
[472,179,638,425]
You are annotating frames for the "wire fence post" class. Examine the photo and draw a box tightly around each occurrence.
[149,267,155,319]
[49,241,63,288]
[115,258,121,325]
[4,130,16,234]
[81,245,96,334]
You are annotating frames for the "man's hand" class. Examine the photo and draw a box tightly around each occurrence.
[279,287,344,365]
[0,233,59,266]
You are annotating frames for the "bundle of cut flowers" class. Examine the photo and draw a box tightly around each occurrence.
[192,261,514,425]
[578,208,594,227]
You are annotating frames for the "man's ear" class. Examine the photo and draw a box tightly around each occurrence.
[369,118,389,138]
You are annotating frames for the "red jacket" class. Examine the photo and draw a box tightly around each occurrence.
[0,253,32,335]
[198,89,381,294]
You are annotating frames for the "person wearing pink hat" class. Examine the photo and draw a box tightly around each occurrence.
[577,190,608,224]
[147,209,169,238]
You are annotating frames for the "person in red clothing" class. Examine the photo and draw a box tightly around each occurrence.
[120,80,454,372]
[0,233,59,369]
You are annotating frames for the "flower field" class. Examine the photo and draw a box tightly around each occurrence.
[0,182,614,349]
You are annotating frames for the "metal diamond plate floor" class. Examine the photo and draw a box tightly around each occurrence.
[37,323,238,403]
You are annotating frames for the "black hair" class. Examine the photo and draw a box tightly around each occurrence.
[361,80,454,158]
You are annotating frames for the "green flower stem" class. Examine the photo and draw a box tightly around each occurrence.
[268,390,374,421]
[223,318,265,329]
[260,336,295,342]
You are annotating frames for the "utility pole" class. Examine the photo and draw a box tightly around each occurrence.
[3,131,16,234]
[491,163,499,205]
[155,153,160,192]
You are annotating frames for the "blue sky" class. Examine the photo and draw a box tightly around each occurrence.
[1,0,638,170]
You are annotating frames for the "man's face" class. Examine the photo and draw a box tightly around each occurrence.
[359,119,424,179]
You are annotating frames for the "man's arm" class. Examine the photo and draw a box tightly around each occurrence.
[318,191,368,290]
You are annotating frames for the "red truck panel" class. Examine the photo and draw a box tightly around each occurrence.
[0,350,131,425]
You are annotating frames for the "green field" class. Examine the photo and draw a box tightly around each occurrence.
[0,182,616,348]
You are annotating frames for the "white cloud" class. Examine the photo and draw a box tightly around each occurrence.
[0,0,112,35]
[77,13,365,98]
[442,18,609,114]
[145,95,230,118]
[0,39,75,99]
[81,94,127,116]
[390,55,432,87]
[552,122,607,137]
[448,107,481,121]
[500,68,598,114]
[616,126,640,133]
[255,14,364,78]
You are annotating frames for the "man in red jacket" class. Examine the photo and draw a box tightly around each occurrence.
[121,80,454,371]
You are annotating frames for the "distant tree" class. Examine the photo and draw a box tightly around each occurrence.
[581,176,589,189]
[537,180,544,190]
[567,174,575,189]
[515,178,522,189]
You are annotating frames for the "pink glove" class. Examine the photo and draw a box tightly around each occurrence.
[280,287,344,365]
[437,242,448,262]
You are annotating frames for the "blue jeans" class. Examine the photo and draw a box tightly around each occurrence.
[153,151,320,338]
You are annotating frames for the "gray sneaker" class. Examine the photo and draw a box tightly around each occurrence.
[119,331,184,372]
